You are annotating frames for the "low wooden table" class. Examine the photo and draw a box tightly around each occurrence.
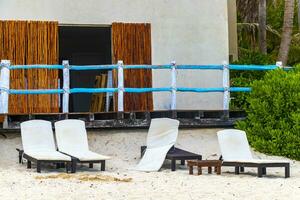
[187,160,222,175]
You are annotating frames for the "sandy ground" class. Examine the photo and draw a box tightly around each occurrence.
[0,128,300,200]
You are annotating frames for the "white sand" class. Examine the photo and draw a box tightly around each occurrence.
[0,128,300,200]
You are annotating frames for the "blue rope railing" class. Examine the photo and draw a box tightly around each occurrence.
[1,64,291,96]
[9,89,64,94]
[70,88,118,93]
[3,87,254,94]
[229,65,278,71]
[7,64,288,71]
[9,65,64,70]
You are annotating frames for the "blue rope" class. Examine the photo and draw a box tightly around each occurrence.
[230,87,252,92]
[9,65,64,70]
[229,65,278,71]
[177,88,225,93]
[124,65,172,69]
[176,65,224,70]
[125,88,172,93]
[70,65,118,70]
[70,88,118,93]
[7,64,290,72]
[9,89,64,94]
[5,87,254,94]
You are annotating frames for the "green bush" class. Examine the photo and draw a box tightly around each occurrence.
[230,50,275,110]
[236,65,300,160]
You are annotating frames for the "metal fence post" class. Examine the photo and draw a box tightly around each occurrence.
[0,60,10,114]
[117,60,124,112]
[222,61,230,118]
[62,60,70,113]
[171,61,177,111]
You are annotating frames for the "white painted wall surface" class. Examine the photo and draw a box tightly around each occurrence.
[0,0,229,110]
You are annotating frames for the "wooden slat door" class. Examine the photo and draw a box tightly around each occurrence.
[112,22,153,112]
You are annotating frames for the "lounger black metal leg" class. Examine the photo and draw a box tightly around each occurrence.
[100,160,105,171]
[285,164,290,178]
[235,166,239,174]
[89,163,93,168]
[37,161,41,173]
[171,159,176,171]
[71,159,77,173]
[240,167,245,172]
[181,160,185,165]
[19,153,22,164]
[262,167,266,175]
[65,162,69,172]
[27,161,31,169]
[257,166,263,178]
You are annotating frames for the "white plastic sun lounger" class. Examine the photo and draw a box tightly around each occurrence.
[217,129,290,178]
[20,120,73,173]
[54,119,110,171]
[134,118,180,172]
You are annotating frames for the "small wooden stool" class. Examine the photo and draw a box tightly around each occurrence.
[187,160,222,175]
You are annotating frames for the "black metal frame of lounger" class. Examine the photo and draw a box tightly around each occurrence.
[16,148,76,173]
[141,146,202,171]
[58,152,106,171]
[219,156,290,178]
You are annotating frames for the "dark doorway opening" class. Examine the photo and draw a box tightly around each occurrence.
[59,26,112,112]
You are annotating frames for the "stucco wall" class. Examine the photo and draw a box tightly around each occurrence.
[0,0,229,110]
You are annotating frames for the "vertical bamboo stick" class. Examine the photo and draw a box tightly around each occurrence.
[171,61,177,110]
[222,61,230,112]
[62,60,70,113]
[0,60,10,114]
[276,61,283,69]
[118,60,124,112]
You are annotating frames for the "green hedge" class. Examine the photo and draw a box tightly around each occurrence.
[236,65,300,160]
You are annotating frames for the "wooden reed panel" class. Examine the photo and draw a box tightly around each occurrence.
[112,22,153,112]
[0,21,28,114]
[0,20,59,114]
[26,21,59,113]
[48,22,59,113]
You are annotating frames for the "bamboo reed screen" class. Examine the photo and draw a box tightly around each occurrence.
[112,22,153,111]
[0,20,59,115]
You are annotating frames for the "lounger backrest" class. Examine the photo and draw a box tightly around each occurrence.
[55,119,89,152]
[20,120,56,152]
[217,129,253,161]
[147,118,179,148]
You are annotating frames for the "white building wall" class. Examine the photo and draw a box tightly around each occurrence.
[0,0,229,110]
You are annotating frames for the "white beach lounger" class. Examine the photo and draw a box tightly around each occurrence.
[54,119,110,171]
[134,118,180,172]
[217,129,290,178]
[20,120,73,173]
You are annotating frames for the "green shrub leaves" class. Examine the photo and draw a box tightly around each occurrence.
[236,65,300,160]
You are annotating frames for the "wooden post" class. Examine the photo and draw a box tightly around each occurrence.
[0,60,10,114]
[276,61,283,69]
[117,60,124,112]
[171,61,177,110]
[62,60,70,113]
[222,61,230,118]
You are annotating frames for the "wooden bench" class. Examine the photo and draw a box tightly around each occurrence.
[187,160,222,175]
